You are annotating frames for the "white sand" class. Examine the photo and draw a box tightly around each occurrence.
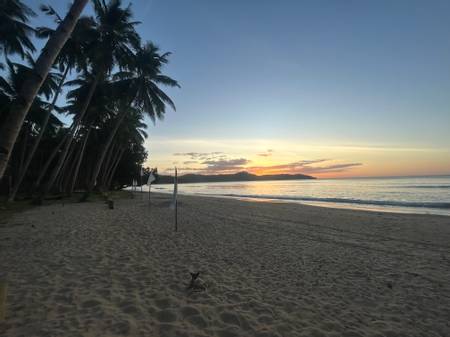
[1,193,450,337]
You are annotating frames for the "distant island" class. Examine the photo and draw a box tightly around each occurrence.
[155,171,315,184]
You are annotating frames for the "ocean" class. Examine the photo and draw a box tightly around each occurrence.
[149,175,450,216]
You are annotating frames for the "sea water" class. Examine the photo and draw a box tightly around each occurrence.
[149,176,450,216]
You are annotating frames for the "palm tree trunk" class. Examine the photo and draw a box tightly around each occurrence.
[106,147,125,190]
[8,66,69,202]
[17,125,29,179]
[82,109,127,200]
[39,73,100,201]
[0,0,89,180]
[32,117,81,194]
[32,130,67,193]
[68,127,91,196]
[61,144,80,194]
[56,138,78,193]
[62,137,83,194]
[100,141,117,189]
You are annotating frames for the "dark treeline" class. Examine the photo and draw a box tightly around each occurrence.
[0,0,178,202]
[154,171,315,184]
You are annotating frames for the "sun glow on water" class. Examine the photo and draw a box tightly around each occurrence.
[149,176,450,216]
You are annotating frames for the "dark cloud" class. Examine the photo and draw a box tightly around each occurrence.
[173,152,224,160]
[172,152,248,173]
[166,167,200,172]
[201,158,250,173]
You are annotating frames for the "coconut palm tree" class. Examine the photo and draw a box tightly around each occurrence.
[33,71,110,194]
[0,58,62,196]
[82,42,179,199]
[104,110,148,190]
[67,125,92,195]
[0,0,89,180]
[7,11,97,201]
[0,0,36,61]
[0,58,61,118]
[63,73,116,195]
[39,0,140,199]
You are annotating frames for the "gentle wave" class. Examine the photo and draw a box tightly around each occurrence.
[217,193,450,209]
[402,185,450,189]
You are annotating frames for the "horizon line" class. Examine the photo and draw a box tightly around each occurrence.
[157,170,450,179]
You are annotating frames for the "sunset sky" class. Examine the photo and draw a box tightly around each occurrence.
[27,0,450,178]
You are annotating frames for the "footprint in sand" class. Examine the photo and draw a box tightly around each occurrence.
[219,311,241,326]
[154,297,173,309]
[181,305,200,317]
[186,314,208,328]
[216,329,240,337]
[156,309,177,323]
[82,300,100,309]
[111,320,130,334]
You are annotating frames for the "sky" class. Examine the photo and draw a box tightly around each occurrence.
[23,0,450,178]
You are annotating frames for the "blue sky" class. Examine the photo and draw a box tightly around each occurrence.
[21,0,450,177]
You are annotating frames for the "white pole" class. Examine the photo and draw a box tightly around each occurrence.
[174,167,178,232]
[140,166,143,199]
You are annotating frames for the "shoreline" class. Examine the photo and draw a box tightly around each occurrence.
[136,188,450,217]
[1,192,450,336]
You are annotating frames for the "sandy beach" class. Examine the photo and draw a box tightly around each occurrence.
[1,193,450,337]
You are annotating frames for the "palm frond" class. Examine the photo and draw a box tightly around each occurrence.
[39,4,62,23]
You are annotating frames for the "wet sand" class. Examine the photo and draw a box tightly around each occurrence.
[1,193,450,337]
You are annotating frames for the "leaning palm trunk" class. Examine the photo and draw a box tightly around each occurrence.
[62,137,83,194]
[82,109,128,200]
[68,127,91,196]
[32,127,71,193]
[32,134,64,193]
[56,137,78,193]
[17,125,29,179]
[39,74,100,201]
[106,147,125,190]
[32,116,81,193]
[8,67,69,202]
[99,141,117,189]
[61,140,82,194]
[98,142,116,191]
[0,0,89,180]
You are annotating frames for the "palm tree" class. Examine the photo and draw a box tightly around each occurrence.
[63,74,115,195]
[82,42,179,199]
[0,0,36,61]
[7,11,97,201]
[39,0,140,199]
[32,71,109,194]
[0,0,35,122]
[67,125,92,195]
[0,59,62,122]
[0,58,62,197]
[0,0,89,180]
[104,110,148,190]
